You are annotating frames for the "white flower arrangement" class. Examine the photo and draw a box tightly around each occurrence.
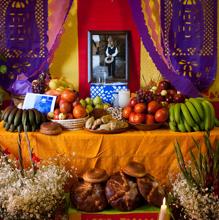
[0,132,70,220]
[169,133,219,220]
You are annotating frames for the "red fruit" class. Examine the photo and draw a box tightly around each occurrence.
[154,107,169,123]
[134,103,147,114]
[72,100,81,107]
[122,106,132,119]
[66,113,74,119]
[147,100,162,114]
[54,108,60,115]
[60,102,72,114]
[133,113,145,124]
[55,95,61,106]
[129,97,138,107]
[145,114,155,125]
[174,93,185,103]
[61,90,77,103]
[158,80,171,90]
[129,112,135,123]
[54,114,59,120]
[73,105,87,119]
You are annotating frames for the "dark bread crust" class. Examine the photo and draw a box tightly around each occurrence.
[70,180,108,212]
[137,174,164,207]
[105,171,143,211]
[40,122,62,135]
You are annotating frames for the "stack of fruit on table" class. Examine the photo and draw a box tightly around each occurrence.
[122,80,184,128]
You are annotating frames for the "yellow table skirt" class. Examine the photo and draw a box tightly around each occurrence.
[1,122,219,185]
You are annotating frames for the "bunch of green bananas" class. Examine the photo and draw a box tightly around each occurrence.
[169,98,219,132]
[1,106,46,132]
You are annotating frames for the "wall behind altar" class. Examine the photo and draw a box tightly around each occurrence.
[50,0,219,101]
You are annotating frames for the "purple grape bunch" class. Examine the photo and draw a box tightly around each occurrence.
[136,89,154,103]
[31,72,47,94]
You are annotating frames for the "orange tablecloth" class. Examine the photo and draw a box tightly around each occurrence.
[0,122,219,185]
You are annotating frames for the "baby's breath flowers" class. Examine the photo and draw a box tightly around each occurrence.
[0,132,70,220]
[169,132,219,220]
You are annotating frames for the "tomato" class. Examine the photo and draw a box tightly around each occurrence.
[134,103,147,114]
[133,113,145,124]
[54,108,60,115]
[61,90,77,103]
[122,106,132,119]
[154,107,169,123]
[129,97,138,107]
[45,89,62,96]
[73,105,87,119]
[145,114,155,125]
[128,112,135,123]
[147,100,161,114]
[59,101,72,113]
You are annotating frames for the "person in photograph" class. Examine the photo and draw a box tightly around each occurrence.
[34,95,53,114]
[105,36,118,77]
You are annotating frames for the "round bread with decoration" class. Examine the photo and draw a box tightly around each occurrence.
[70,168,108,212]
[137,173,165,207]
[105,171,143,211]
[122,161,147,178]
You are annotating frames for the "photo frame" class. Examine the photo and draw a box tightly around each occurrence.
[88,31,129,83]
[23,93,57,114]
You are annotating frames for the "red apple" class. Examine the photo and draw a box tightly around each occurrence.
[129,112,135,123]
[147,101,161,114]
[129,97,138,107]
[134,103,147,114]
[154,107,169,123]
[145,114,155,125]
[122,106,132,119]
[133,113,145,124]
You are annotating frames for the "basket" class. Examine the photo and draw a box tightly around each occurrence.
[51,116,89,130]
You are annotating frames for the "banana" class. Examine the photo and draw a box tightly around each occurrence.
[169,104,175,122]
[203,100,215,129]
[199,121,205,131]
[4,122,10,131]
[17,124,23,133]
[22,109,28,127]
[32,109,41,125]
[7,107,18,125]
[9,124,16,132]
[185,100,201,124]
[180,103,196,127]
[215,118,219,127]
[13,109,23,127]
[201,101,212,131]
[3,106,15,122]
[189,98,204,120]
[174,103,181,124]
[1,106,13,121]
[193,124,200,132]
[182,114,192,132]
[28,109,36,126]
[169,121,177,131]
[177,123,186,132]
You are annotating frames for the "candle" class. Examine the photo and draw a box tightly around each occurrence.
[158,197,169,220]
[118,90,130,108]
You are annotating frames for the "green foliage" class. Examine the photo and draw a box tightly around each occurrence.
[174,132,219,196]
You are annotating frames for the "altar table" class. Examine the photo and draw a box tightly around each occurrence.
[0,122,219,185]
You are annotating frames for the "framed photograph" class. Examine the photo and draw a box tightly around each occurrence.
[88,31,129,83]
[23,93,57,114]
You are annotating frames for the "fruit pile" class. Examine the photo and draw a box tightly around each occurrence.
[169,98,219,132]
[136,80,185,104]
[1,106,45,132]
[122,100,169,125]
[47,89,87,120]
[79,96,110,114]
[32,72,48,94]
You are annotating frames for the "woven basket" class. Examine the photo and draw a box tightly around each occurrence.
[51,116,89,130]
